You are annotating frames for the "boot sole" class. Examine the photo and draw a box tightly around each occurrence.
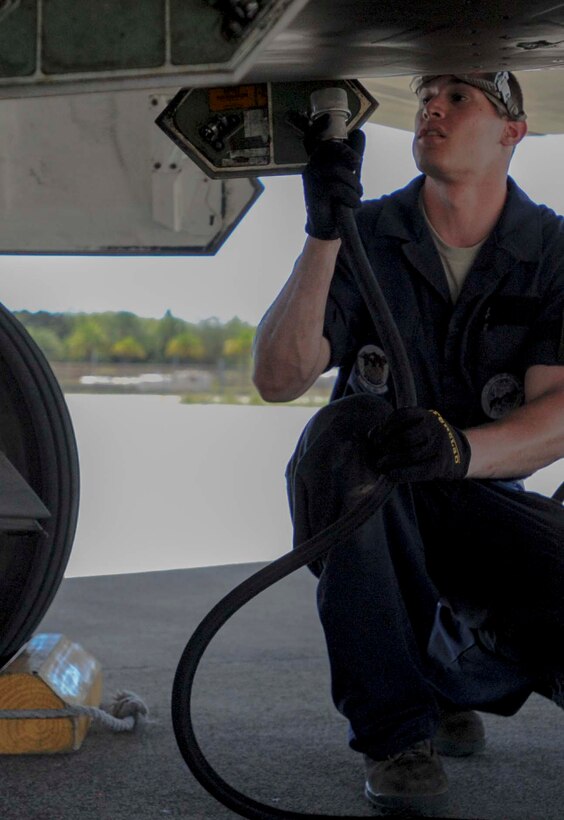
[365,782,449,816]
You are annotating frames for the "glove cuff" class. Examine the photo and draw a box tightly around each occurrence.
[305,219,340,241]
[429,410,471,478]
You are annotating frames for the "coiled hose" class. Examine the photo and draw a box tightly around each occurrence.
[171,205,451,819]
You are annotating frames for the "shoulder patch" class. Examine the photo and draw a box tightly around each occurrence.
[348,344,390,396]
[481,373,524,419]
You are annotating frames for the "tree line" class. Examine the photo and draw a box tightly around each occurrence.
[14,309,257,366]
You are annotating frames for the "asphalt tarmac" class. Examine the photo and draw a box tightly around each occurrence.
[1,563,561,819]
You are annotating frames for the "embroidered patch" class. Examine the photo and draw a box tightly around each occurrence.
[349,344,390,395]
[481,373,524,420]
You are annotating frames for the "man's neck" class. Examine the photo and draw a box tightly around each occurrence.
[421,176,508,248]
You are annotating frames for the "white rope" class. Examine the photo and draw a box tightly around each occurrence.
[0,690,149,733]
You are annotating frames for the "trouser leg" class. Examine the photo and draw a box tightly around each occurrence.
[413,479,564,682]
[316,488,444,758]
[286,395,442,758]
[285,395,562,756]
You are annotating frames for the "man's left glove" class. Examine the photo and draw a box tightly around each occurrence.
[367,407,471,482]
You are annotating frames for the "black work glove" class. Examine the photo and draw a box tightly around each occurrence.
[301,118,365,240]
[367,407,472,482]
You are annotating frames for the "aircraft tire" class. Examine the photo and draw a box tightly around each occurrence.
[0,304,79,668]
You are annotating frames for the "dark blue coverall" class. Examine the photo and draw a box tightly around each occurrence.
[286,175,564,759]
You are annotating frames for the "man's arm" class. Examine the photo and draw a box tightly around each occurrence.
[366,365,564,485]
[252,129,366,403]
[465,364,564,479]
[252,237,338,402]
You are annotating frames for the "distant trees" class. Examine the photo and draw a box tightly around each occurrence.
[165,331,204,363]
[24,327,66,361]
[223,322,255,365]
[111,336,148,362]
[65,318,110,363]
[15,309,257,367]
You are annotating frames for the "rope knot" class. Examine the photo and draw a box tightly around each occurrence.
[107,690,149,722]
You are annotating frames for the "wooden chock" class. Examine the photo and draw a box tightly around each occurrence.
[0,633,103,754]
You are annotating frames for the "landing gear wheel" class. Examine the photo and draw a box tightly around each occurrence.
[0,304,79,668]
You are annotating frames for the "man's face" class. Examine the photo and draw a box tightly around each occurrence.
[412,75,511,181]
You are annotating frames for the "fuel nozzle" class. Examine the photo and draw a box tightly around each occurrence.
[309,87,351,141]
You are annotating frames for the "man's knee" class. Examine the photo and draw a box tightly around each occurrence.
[286,394,395,565]
[287,393,393,484]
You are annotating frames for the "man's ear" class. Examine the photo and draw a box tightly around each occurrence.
[501,119,528,148]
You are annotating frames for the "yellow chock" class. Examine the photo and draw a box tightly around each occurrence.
[0,633,103,754]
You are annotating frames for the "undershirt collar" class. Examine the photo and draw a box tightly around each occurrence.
[420,196,487,302]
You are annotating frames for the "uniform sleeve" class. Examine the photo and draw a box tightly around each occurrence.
[522,242,564,370]
[523,307,564,368]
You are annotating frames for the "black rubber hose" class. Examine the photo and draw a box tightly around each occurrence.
[172,477,397,820]
[336,206,417,409]
[171,208,438,819]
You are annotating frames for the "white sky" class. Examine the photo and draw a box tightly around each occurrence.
[2,122,564,325]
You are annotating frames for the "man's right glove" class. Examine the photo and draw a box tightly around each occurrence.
[302,121,365,241]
